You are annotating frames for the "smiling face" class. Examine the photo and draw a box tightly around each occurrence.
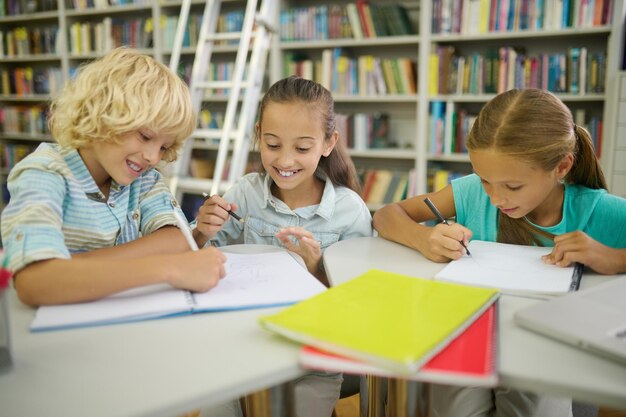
[470,149,572,226]
[258,101,337,203]
[79,128,174,190]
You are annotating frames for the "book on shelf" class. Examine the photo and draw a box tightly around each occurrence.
[430,45,607,95]
[259,269,499,374]
[300,302,498,386]
[434,240,579,296]
[432,0,613,34]
[30,251,325,332]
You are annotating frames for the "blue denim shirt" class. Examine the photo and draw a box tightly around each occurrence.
[204,172,373,249]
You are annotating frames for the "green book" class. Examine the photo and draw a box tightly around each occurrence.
[259,270,499,374]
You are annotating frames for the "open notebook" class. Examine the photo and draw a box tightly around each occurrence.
[31,251,326,331]
[300,303,498,386]
[260,270,499,374]
[434,240,578,296]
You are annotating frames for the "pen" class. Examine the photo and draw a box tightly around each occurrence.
[173,210,199,251]
[201,193,245,223]
[569,262,584,292]
[423,197,471,256]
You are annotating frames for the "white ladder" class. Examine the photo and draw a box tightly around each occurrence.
[168,0,277,200]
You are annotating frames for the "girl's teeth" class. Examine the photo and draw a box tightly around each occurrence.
[279,170,294,177]
[128,161,141,172]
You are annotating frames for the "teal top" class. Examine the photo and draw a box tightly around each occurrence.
[451,173,626,247]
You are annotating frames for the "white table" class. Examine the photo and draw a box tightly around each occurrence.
[0,245,305,417]
[323,237,626,411]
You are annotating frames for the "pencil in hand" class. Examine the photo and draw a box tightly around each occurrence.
[202,193,245,223]
[423,197,471,256]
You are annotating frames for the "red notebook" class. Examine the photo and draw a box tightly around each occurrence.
[300,303,498,386]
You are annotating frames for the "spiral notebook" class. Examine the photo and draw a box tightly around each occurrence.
[30,251,326,331]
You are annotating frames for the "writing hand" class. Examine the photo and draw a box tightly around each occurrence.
[195,194,240,239]
[423,223,472,262]
[167,247,227,292]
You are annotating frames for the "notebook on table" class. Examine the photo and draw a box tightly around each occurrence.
[259,269,499,374]
[434,240,580,296]
[30,251,326,331]
[514,277,626,365]
[300,303,499,386]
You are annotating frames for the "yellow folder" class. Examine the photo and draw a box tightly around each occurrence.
[259,270,499,374]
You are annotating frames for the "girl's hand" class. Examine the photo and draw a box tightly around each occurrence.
[195,194,239,239]
[275,227,322,275]
[543,231,626,275]
[167,247,226,292]
[422,223,472,262]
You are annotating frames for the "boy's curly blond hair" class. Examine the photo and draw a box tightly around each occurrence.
[48,47,195,162]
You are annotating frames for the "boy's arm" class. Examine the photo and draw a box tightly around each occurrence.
[73,226,191,260]
[14,247,227,307]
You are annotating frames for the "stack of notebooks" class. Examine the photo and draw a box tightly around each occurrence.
[259,270,500,386]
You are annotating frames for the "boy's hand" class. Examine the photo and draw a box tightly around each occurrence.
[422,223,472,262]
[275,227,322,275]
[195,194,239,239]
[168,247,226,292]
[543,231,625,275]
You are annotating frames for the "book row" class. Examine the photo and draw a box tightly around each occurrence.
[359,167,475,206]
[429,101,603,157]
[280,2,415,42]
[433,0,614,34]
[68,17,152,55]
[162,10,244,50]
[430,46,607,95]
[359,169,410,205]
[0,143,38,170]
[0,0,57,16]
[0,26,58,58]
[285,48,416,96]
[0,67,63,96]
[0,104,49,136]
[68,0,149,11]
[336,112,391,151]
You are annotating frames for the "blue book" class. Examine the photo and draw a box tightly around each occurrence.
[30,251,325,332]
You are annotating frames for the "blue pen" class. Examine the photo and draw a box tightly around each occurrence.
[424,197,471,256]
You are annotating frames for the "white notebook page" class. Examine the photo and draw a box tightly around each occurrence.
[434,240,574,295]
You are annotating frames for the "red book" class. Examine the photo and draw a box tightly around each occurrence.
[300,303,498,386]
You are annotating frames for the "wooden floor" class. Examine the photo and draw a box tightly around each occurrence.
[333,395,626,417]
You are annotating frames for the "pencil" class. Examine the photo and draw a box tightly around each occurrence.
[423,197,471,256]
[569,262,584,291]
[201,193,245,223]
[173,210,199,251]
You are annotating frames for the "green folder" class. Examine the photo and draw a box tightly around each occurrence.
[259,270,499,374]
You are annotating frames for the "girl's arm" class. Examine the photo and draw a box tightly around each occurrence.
[372,185,471,262]
[543,231,626,275]
[14,247,227,307]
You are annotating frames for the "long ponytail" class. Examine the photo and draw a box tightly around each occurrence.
[466,89,607,246]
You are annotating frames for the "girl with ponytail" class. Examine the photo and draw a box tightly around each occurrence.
[373,88,626,417]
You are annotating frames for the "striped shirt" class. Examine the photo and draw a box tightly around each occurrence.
[1,143,182,273]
